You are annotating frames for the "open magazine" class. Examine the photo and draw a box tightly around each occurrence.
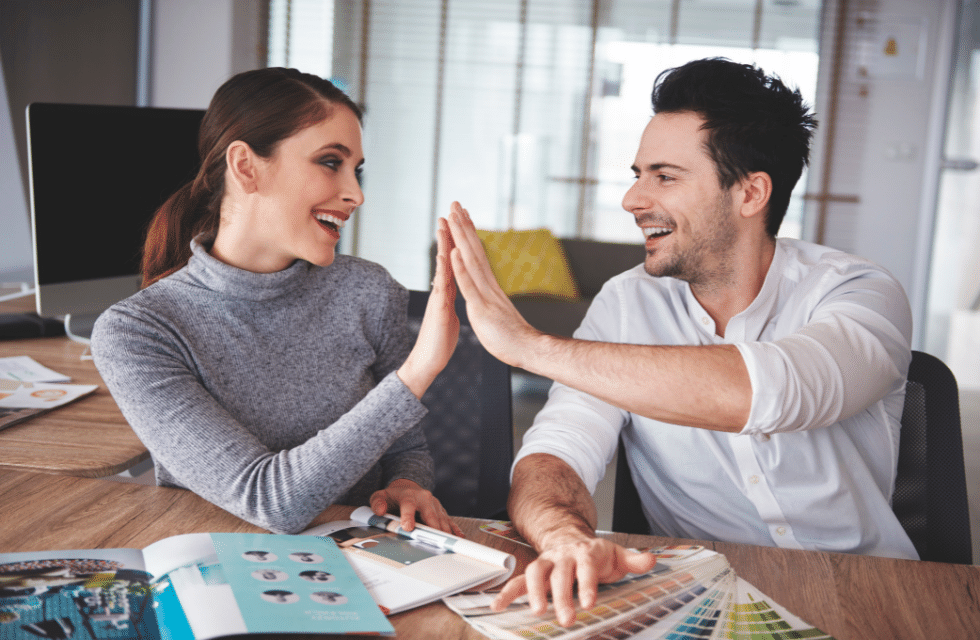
[0,532,393,639]
[443,544,836,640]
[302,506,516,614]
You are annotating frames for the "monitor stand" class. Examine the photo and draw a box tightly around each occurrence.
[63,313,99,343]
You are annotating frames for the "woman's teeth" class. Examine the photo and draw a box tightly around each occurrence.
[315,213,346,231]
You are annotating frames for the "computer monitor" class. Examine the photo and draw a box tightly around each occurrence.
[26,103,205,341]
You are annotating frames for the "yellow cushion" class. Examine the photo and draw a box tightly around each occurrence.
[476,228,579,300]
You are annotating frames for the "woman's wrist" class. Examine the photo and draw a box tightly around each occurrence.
[396,358,433,400]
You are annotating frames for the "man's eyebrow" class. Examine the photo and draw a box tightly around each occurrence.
[631,162,688,173]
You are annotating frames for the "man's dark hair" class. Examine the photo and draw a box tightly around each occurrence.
[651,58,817,237]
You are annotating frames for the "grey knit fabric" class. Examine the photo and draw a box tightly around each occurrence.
[91,234,432,534]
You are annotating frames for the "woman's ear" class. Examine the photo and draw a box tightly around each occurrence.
[226,141,259,194]
[738,171,773,221]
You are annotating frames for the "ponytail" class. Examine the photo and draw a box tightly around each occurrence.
[140,175,220,288]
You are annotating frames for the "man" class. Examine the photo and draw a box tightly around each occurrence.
[445,57,917,626]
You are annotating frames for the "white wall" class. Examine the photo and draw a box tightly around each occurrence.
[808,0,960,349]
[149,0,263,109]
[0,46,32,282]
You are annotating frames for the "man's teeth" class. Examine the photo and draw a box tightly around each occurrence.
[314,213,346,229]
[643,226,671,239]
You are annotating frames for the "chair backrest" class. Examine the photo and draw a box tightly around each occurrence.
[612,426,648,536]
[613,350,973,564]
[406,290,513,519]
[892,350,972,564]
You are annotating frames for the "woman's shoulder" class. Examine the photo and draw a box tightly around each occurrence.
[91,267,203,344]
[314,255,407,301]
[323,253,397,284]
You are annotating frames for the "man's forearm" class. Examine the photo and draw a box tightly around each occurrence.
[518,334,751,433]
[509,453,599,551]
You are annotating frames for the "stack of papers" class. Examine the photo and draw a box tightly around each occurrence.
[0,356,97,431]
[443,544,836,640]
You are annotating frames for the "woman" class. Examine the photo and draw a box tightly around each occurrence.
[91,68,460,535]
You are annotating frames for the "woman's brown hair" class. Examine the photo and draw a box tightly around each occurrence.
[140,67,362,288]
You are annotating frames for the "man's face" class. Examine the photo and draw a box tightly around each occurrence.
[622,111,739,287]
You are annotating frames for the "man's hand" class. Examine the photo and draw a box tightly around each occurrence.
[446,201,541,369]
[368,478,464,537]
[491,532,658,626]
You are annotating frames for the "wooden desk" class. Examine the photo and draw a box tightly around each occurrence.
[0,470,977,640]
[0,301,148,477]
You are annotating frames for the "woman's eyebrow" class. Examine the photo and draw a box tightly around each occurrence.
[317,143,352,156]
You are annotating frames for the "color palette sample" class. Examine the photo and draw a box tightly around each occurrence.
[444,544,837,640]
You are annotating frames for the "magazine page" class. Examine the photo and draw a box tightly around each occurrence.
[0,547,158,640]
[142,532,393,638]
[302,509,515,615]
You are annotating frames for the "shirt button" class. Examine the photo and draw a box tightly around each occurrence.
[748,475,760,484]
[701,316,711,326]
[776,526,787,536]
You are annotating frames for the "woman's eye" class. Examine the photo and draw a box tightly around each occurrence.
[319,157,341,170]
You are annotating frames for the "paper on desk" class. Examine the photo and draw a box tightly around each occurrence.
[0,380,97,409]
[0,355,71,383]
[0,380,98,432]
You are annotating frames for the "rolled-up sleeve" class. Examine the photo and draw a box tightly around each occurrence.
[737,266,912,436]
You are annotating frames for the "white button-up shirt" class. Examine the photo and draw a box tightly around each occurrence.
[516,238,918,559]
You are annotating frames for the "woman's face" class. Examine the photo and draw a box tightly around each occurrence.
[217,104,365,273]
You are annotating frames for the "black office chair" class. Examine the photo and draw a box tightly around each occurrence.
[613,350,974,564]
[611,429,648,536]
[406,290,513,519]
[892,350,972,564]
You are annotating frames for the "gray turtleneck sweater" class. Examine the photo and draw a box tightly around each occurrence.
[91,235,432,534]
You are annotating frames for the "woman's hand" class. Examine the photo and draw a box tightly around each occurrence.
[369,479,464,537]
[397,217,459,399]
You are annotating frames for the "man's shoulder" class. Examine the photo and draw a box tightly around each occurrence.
[776,238,900,284]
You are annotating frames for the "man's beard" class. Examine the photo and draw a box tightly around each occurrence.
[643,190,738,289]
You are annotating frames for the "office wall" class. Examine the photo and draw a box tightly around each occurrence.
[149,0,264,109]
[808,0,959,348]
[0,0,139,281]
[0,47,31,280]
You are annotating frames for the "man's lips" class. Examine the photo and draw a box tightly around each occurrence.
[642,225,672,241]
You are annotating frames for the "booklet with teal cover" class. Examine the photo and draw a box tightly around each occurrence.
[0,532,394,639]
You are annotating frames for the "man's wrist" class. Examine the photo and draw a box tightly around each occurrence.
[532,515,597,551]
